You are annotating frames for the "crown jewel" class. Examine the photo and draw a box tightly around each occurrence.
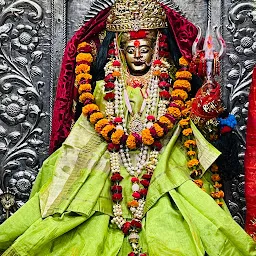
[106,0,167,32]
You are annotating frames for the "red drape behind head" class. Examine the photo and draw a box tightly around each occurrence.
[49,5,198,153]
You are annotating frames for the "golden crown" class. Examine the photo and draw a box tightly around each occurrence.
[106,0,167,32]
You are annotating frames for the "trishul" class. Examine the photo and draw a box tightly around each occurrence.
[190,20,226,81]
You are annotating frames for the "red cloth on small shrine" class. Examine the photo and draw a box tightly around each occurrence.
[245,66,256,239]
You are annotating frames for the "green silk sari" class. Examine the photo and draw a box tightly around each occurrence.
[0,82,255,255]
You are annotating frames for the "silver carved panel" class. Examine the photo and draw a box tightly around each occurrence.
[0,0,255,228]
[0,0,53,221]
[222,0,256,226]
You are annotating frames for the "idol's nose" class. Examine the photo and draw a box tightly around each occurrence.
[134,48,141,58]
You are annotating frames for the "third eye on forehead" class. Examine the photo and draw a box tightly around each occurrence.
[125,46,151,54]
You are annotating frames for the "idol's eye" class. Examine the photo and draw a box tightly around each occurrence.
[126,47,135,54]
[140,46,150,53]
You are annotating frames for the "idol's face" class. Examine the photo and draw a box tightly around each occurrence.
[123,39,154,76]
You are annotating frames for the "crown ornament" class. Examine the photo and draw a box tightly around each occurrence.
[106,0,167,32]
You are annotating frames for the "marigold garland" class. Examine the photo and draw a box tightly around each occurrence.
[179,56,189,67]
[79,92,94,103]
[184,139,196,148]
[176,59,204,193]
[173,100,185,108]
[171,89,188,101]
[95,118,109,133]
[187,159,200,168]
[126,134,137,149]
[179,118,190,127]
[167,106,182,118]
[176,70,192,80]
[90,112,104,124]
[82,103,99,115]
[187,150,196,156]
[75,64,91,74]
[182,128,193,136]
[194,179,203,188]
[76,52,93,63]
[141,129,154,145]
[153,123,164,137]
[77,41,89,51]
[78,83,92,94]
[101,124,115,141]
[159,116,173,129]
[76,73,92,83]
[173,80,191,91]
[111,129,125,145]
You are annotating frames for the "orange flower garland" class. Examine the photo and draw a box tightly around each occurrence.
[75,64,91,74]
[173,80,191,91]
[171,89,188,101]
[159,116,173,129]
[79,92,94,103]
[176,70,192,80]
[176,58,203,188]
[153,123,164,137]
[176,58,224,208]
[126,134,137,149]
[76,52,93,63]
[78,83,92,94]
[95,119,109,133]
[167,106,182,118]
[210,163,224,206]
[101,124,115,141]
[90,112,104,124]
[82,103,99,115]
[111,129,125,145]
[141,129,154,145]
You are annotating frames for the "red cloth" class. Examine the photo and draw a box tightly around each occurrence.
[245,67,256,239]
[49,8,110,153]
[49,5,198,153]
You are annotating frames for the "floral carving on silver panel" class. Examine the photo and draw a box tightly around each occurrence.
[225,0,256,226]
[0,0,47,221]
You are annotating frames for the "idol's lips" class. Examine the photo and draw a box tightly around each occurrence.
[133,61,145,66]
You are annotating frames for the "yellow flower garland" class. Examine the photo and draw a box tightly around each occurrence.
[167,107,182,118]
[159,116,173,129]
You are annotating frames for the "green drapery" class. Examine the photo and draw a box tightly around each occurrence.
[0,82,255,255]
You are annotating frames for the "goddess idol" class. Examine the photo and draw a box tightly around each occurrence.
[0,0,255,255]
